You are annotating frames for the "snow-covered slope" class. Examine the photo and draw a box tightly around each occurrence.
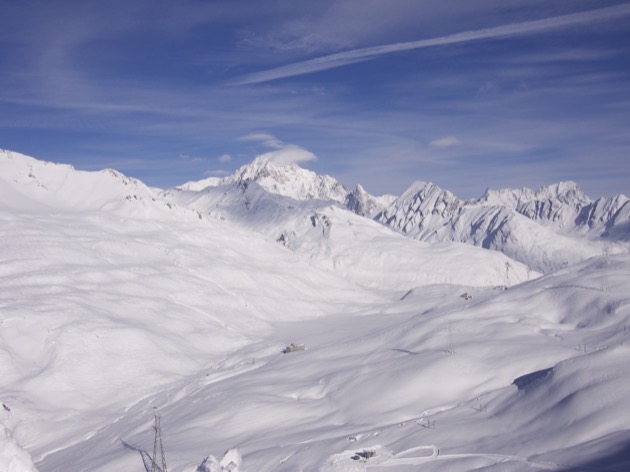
[2,149,630,472]
[578,194,630,239]
[0,149,173,217]
[376,180,628,273]
[163,180,534,291]
[0,150,383,470]
[32,253,630,472]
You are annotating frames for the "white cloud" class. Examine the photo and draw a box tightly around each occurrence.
[239,132,276,142]
[430,136,461,148]
[240,133,318,165]
[234,4,630,85]
[239,132,284,149]
[256,145,317,165]
[218,153,232,163]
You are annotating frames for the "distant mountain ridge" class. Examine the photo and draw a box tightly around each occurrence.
[179,156,349,203]
[181,156,628,244]
[178,156,629,273]
[378,179,629,240]
[375,180,629,272]
[477,180,629,237]
[179,156,395,217]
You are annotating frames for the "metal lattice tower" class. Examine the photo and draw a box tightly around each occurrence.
[150,408,168,472]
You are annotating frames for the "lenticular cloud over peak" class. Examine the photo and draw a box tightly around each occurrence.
[239,133,319,165]
[255,145,318,165]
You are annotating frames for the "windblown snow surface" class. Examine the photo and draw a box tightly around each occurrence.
[1,149,630,472]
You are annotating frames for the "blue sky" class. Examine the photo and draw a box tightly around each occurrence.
[1,0,629,198]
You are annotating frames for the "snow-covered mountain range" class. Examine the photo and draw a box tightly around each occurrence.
[378,179,629,246]
[171,155,629,274]
[1,148,630,472]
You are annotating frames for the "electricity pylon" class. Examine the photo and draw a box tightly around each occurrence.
[144,408,168,472]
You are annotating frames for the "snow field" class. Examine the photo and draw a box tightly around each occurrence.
[0,205,379,465]
[1,149,630,471]
[30,255,630,472]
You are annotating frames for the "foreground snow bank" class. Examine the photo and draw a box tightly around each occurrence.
[0,425,38,472]
[186,448,242,472]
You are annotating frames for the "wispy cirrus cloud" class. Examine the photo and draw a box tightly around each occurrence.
[234,3,630,85]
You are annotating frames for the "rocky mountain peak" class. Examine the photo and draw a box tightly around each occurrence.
[535,181,591,206]
[345,184,381,217]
